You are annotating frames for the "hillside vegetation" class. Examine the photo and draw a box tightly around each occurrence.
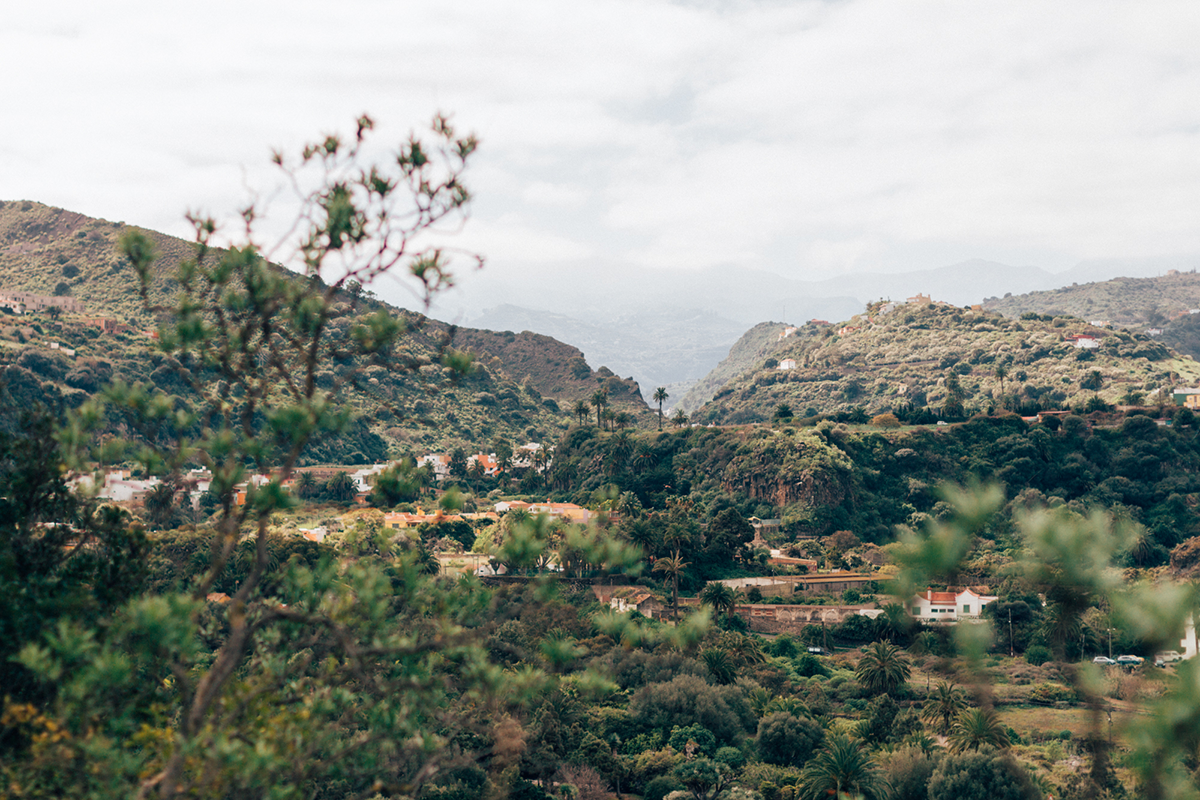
[983,270,1200,329]
[0,201,652,455]
[692,301,1200,425]
[676,320,795,413]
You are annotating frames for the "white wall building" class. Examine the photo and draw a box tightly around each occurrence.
[907,588,998,624]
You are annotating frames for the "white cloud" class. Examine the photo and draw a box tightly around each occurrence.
[3,0,1200,295]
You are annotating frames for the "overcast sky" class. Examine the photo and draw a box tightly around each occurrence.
[5,0,1200,301]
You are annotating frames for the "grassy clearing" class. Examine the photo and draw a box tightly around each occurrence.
[999,704,1140,746]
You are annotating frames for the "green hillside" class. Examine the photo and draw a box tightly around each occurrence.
[675,320,796,413]
[451,326,647,408]
[691,301,1200,425]
[0,201,652,455]
[982,270,1200,328]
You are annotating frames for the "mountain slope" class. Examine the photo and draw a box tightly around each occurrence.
[691,301,1200,425]
[676,321,797,413]
[464,303,749,401]
[0,201,651,453]
[982,271,1200,328]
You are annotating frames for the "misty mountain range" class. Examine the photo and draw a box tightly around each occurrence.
[422,254,1200,404]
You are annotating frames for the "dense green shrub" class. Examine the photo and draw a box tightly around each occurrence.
[756,712,824,766]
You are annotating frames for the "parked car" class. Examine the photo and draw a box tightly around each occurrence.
[1155,651,1183,666]
[1092,656,1117,665]
[1116,655,1144,665]
[807,646,831,656]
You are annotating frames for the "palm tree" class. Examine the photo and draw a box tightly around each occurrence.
[413,547,440,576]
[606,431,634,475]
[748,686,773,719]
[143,482,178,530]
[700,581,737,619]
[550,459,576,492]
[532,446,551,476]
[672,409,688,428]
[623,518,658,553]
[797,734,890,800]
[855,641,911,695]
[653,387,669,430]
[573,399,590,426]
[921,680,968,735]
[994,364,1008,408]
[631,443,656,474]
[652,549,689,622]
[295,471,316,500]
[591,389,608,427]
[601,407,616,431]
[948,707,1009,753]
[615,410,632,430]
[702,648,735,684]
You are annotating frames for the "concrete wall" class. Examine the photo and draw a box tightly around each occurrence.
[736,603,875,634]
[677,599,875,634]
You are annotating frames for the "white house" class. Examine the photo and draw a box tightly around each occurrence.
[350,463,392,492]
[417,453,451,480]
[907,588,998,624]
[778,359,797,371]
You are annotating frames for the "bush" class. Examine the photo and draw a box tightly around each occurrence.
[871,413,901,428]
[756,712,824,766]
[766,635,799,659]
[793,654,830,678]
[16,349,70,381]
[879,746,939,800]
[927,749,1041,800]
[715,745,746,770]
[668,724,716,757]
[1024,645,1051,666]
[1028,683,1077,704]
[643,775,684,800]
[629,674,755,745]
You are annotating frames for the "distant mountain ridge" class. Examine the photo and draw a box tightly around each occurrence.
[423,255,1200,402]
[688,301,1200,425]
[983,270,1200,327]
[465,303,749,399]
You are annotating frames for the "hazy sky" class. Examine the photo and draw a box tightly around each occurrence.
[6,0,1200,298]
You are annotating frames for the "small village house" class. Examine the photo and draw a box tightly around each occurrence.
[906,588,998,623]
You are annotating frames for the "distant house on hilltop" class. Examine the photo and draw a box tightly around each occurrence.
[467,453,499,475]
[1173,389,1200,409]
[907,588,997,623]
[494,499,592,524]
[79,316,128,334]
[1066,334,1100,349]
[0,291,84,314]
[606,587,663,616]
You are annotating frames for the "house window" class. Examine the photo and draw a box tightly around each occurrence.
[962,604,970,613]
